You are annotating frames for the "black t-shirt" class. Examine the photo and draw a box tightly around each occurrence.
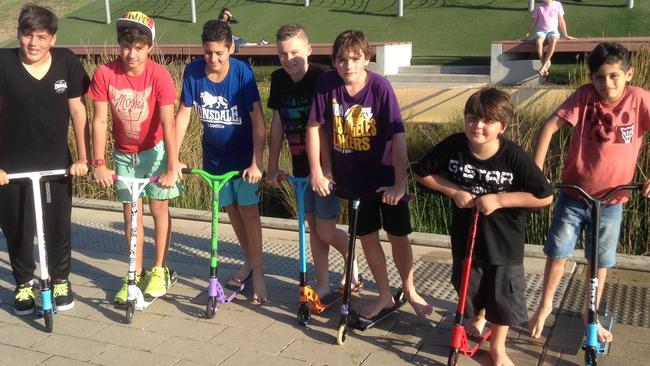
[0,48,89,172]
[268,63,328,177]
[413,133,552,265]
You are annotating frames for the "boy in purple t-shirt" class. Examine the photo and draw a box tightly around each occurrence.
[307,30,432,319]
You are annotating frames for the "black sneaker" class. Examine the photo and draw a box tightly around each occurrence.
[52,278,75,311]
[14,282,35,316]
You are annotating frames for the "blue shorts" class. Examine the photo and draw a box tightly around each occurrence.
[535,30,560,40]
[113,141,183,202]
[219,178,260,208]
[303,188,339,220]
[544,192,622,268]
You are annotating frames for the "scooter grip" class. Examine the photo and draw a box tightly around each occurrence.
[181,168,193,174]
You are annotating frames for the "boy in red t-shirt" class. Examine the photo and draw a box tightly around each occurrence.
[88,11,181,304]
[529,42,650,343]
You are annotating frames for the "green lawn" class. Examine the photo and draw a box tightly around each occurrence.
[4,0,650,63]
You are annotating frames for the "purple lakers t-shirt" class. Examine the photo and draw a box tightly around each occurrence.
[309,70,405,196]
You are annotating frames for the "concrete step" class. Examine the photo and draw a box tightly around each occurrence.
[389,80,488,89]
[387,73,490,83]
[398,65,490,75]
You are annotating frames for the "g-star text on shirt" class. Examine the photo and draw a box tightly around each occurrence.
[196,91,241,126]
[448,159,514,193]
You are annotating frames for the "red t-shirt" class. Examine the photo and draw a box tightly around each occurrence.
[87,59,176,153]
[556,85,650,203]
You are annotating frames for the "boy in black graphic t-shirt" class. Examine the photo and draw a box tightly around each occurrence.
[266,24,361,300]
[414,88,552,366]
[0,5,90,316]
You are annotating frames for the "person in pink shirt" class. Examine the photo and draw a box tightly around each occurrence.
[88,11,181,304]
[526,0,576,76]
[529,42,650,344]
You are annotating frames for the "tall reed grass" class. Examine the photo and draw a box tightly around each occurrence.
[69,51,650,256]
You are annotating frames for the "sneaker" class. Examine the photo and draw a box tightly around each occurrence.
[14,282,35,316]
[144,266,169,298]
[53,278,75,311]
[114,271,146,305]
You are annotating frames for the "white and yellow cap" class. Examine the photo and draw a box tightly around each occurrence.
[116,11,155,41]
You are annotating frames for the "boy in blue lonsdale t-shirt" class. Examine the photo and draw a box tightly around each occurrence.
[307,30,432,320]
[176,20,267,303]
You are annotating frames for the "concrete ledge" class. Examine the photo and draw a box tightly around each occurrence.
[72,197,650,272]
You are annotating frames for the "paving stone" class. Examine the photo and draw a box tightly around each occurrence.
[360,349,415,365]
[146,315,227,341]
[31,333,112,361]
[91,345,180,366]
[151,336,237,364]
[222,350,313,366]
[39,355,94,366]
[49,314,109,337]
[171,360,211,366]
[208,325,295,355]
[90,323,169,350]
[0,343,49,366]
[0,323,50,347]
[279,339,369,365]
[86,307,165,328]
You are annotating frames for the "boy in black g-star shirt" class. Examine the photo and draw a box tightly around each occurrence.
[414,88,552,366]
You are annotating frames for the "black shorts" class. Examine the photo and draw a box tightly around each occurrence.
[451,259,527,326]
[354,198,412,237]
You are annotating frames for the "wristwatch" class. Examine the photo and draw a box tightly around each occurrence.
[91,158,105,169]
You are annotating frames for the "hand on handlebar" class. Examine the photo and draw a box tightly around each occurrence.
[93,166,115,188]
[0,169,7,186]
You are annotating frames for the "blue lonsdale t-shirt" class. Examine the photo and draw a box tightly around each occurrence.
[180,57,261,174]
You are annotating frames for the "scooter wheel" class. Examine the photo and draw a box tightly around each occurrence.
[585,347,598,366]
[447,348,459,366]
[44,310,54,333]
[336,323,348,345]
[205,296,216,319]
[125,302,135,324]
[297,303,310,326]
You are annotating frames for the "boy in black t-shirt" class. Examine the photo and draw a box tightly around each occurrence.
[266,24,361,299]
[414,88,552,366]
[0,5,90,315]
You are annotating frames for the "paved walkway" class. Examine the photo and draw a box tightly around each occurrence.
[0,205,649,366]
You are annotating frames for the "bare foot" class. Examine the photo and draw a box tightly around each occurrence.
[490,348,515,366]
[251,271,268,305]
[597,322,613,343]
[360,294,395,319]
[314,283,332,299]
[465,315,487,338]
[405,290,433,318]
[234,263,252,282]
[528,304,552,338]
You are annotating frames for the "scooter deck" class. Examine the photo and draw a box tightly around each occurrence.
[310,291,343,313]
[581,308,614,354]
[349,290,406,331]
[222,272,252,301]
[463,327,492,356]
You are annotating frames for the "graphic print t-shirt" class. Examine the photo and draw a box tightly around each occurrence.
[309,70,405,196]
[556,85,650,203]
[413,133,552,265]
[180,57,261,174]
[268,63,328,177]
[87,59,177,154]
[0,48,89,171]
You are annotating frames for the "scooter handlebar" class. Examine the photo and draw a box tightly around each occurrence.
[554,183,642,204]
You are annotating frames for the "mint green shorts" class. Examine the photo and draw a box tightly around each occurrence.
[113,141,183,202]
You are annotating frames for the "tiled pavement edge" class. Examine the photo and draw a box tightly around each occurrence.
[0,205,648,366]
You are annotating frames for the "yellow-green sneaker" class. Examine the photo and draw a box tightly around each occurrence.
[144,266,169,298]
[114,271,146,304]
